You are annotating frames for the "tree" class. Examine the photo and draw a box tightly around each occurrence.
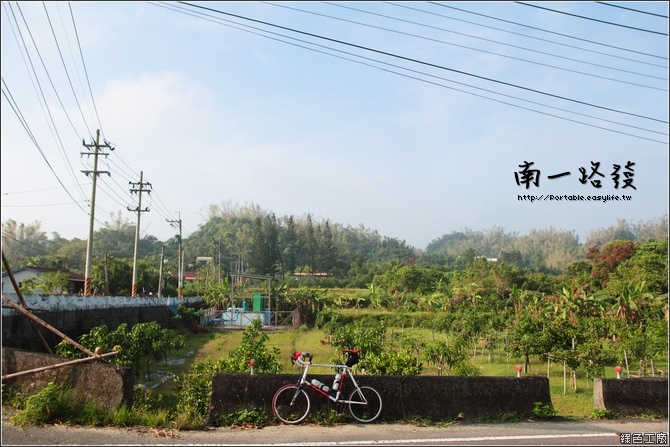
[606,238,668,296]
[36,271,69,295]
[586,240,637,288]
[508,310,546,373]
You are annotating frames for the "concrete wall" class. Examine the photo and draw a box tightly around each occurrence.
[1,347,134,410]
[594,378,669,416]
[210,373,552,423]
[2,295,203,351]
[2,294,202,314]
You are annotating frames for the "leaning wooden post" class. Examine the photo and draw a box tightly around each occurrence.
[1,351,119,381]
[2,251,53,353]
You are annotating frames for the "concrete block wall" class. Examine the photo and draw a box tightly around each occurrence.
[2,306,176,351]
[2,295,203,351]
[594,378,669,416]
[210,373,552,423]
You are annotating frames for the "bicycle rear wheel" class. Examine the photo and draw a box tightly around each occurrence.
[272,384,311,424]
[348,386,382,423]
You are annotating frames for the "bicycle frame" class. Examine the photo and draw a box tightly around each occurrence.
[293,358,369,406]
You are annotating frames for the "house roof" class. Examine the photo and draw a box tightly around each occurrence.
[2,267,85,282]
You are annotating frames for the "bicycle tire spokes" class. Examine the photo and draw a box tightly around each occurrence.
[348,386,382,423]
[272,384,310,425]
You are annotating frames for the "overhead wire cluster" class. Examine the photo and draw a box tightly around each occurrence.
[160,0,666,143]
[1,1,188,241]
[1,1,667,244]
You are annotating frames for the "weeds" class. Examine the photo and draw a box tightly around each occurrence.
[308,406,349,426]
[216,408,272,428]
[589,408,618,419]
[12,382,75,426]
[532,402,558,419]
[499,411,524,422]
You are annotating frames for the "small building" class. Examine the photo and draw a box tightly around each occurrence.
[1,267,85,295]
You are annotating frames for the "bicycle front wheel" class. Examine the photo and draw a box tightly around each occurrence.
[272,384,311,424]
[348,386,382,423]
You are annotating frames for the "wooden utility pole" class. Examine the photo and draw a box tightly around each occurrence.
[128,171,151,297]
[81,130,111,296]
[158,245,165,298]
[167,213,183,298]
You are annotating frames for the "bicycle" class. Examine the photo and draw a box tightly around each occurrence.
[271,349,383,425]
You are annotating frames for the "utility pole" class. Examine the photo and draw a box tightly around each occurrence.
[81,130,111,296]
[104,252,109,295]
[167,213,183,298]
[157,245,165,298]
[128,171,151,297]
[218,236,221,285]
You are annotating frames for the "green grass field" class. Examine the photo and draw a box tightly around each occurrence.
[146,324,664,420]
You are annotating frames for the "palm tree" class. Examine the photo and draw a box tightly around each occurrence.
[612,281,653,323]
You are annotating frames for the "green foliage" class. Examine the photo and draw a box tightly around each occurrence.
[216,319,283,373]
[132,385,164,413]
[174,319,282,423]
[589,408,617,419]
[531,402,558,419]
[216,408,272,428]
[12,382,75,426]
[314,309,354,330]
[606,238,668,296]
[35,271,69,294]
[202,278,231,309]
[499,411,523,422]
[308,407,349,426]
[362,350,423,375]
[328,317,385,357]
[173,360,216,425]
[173,304,203,330]
[55,322,185,379]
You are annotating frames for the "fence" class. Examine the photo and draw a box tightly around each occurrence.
[200,307,299,329]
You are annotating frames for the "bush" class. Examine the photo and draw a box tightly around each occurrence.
[532,402,558,419]
[12,382,76,426]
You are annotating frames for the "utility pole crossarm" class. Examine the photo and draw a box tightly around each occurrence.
[82,129,113,297]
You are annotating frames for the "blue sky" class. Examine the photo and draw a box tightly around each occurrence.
[1,1,668,250]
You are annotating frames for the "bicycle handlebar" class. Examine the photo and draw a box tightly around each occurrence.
[291,351,312,367]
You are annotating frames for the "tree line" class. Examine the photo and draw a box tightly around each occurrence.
[1,206,667,297]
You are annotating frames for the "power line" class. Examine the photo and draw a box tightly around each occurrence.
[596,2,669,19]
[387,2,666,68]
[1,78,89,215]
[277,2,666,86]
[177,1,667,124]
[429,2,667,60]
[155,2,666,144]
[515,2,668,36]
[7,2,86,203]
[68,2,105,140]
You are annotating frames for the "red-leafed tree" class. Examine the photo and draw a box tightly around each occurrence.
[585,240,637,288]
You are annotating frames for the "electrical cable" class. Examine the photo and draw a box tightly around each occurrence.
[1,79,90,215]
[516,1,668,36]
[309,1,666,84]
[429,2,667,60]
[596,2,668,19]
[177,1,666,124]
[155,2,666,143]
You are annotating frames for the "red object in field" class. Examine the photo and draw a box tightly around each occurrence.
[615,365,622,379]
[249,359,256,367]
[515,365,521,377]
